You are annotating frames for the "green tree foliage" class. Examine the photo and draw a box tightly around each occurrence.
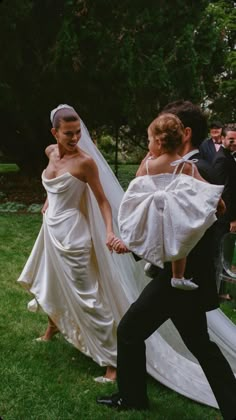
[201,1,236,122]
[0,0,235,173]
[73,0,211,138]
[0,0,80,173]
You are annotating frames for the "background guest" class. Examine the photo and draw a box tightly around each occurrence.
[212,125,236,292]
[200,120,223,164]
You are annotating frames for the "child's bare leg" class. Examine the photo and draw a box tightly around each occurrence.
[171,258,198,291]
[172,258,186,279]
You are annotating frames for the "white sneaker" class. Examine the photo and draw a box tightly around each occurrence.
[171,277,199,291]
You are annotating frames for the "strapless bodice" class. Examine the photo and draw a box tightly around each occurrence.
[42,171,86,216]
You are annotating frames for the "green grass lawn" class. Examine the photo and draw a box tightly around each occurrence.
[110,164,139,190]
[0,213,233,420]
[0,163,20,173]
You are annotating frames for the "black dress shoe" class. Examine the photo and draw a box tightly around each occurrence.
[96,393,149,411]
[96,393,128,410]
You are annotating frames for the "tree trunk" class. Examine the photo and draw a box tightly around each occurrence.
[114,125,119,177]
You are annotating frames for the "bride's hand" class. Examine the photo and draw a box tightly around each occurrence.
[106,233,129,254]
[106,232,117,252]
[112,238,129,254]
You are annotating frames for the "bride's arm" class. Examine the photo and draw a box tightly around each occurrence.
[41,198,48,214]
[84,157,128,253]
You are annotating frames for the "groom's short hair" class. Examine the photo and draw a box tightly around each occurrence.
[161,100,208,148]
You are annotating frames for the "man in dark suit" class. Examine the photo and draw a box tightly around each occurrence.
[212,126,236,291]
[199,120,223,164]
[97,101,236,420]
[213,125,236,236]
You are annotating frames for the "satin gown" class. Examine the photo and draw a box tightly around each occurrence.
[18,171,117,367]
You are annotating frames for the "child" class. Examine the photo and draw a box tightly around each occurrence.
[118,113,224,290]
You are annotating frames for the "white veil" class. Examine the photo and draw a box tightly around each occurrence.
[78,118,236,409]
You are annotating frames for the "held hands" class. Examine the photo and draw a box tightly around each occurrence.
[106,232,129,254]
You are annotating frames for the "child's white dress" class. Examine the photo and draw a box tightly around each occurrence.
[118,160,224,268]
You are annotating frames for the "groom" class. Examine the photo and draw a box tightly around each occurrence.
[97,101,236,420]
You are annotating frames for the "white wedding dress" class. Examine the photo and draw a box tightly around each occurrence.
[18,120,236,410]
[18,170,118,367]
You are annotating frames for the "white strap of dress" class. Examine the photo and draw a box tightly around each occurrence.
[145,156,198,179]
[145,157,153,175]
[170,158,198,178]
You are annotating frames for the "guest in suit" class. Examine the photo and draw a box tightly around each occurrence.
[97,101,236,420]
[199,120,223,164]
[213,125,236,235]
[212,125,236,292]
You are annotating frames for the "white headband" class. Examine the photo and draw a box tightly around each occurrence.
[50,104,75,124]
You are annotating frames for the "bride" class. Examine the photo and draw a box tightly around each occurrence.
[17,104,127,383]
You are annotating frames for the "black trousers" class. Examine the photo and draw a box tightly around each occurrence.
[117,278,236,420]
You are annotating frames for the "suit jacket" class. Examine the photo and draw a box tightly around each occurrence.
[189,151,216,183]
[212,146,236,223]
[199,137,218,164]
[155,225,219,311]
[185,151,218,310]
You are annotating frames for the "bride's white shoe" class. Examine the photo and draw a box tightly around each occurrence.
[94,376,116,383]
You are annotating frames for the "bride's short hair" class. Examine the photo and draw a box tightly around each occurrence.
[52,108,80,129]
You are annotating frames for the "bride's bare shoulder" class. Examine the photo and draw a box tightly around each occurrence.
[45,144,57,157]
[78,149,96,166]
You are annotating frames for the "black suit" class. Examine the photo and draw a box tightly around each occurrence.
[212,147,236,281]
[190,151,216,183]
[213,146,236,224]
[200,137,218,164]
[116,152,236,419]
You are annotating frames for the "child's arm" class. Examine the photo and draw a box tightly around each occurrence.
[182,162,207,183]
[193,164,226,215]
[191,164,225,215]
[182,162,226,216]
[192,165,208,183]
[136,152,153,177]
